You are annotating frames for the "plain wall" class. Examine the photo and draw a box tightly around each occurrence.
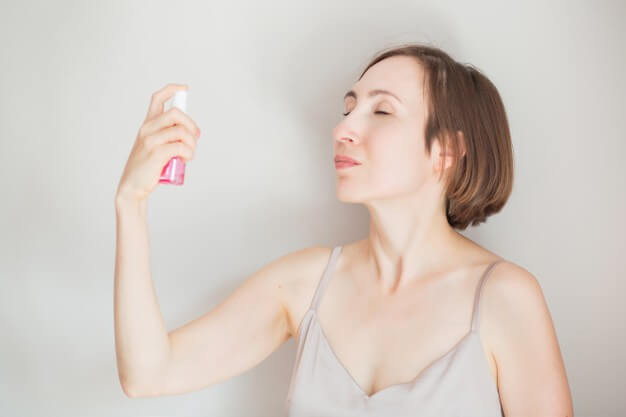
[0,0,624,416]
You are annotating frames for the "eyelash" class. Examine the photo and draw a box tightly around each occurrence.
[342,111,390,116]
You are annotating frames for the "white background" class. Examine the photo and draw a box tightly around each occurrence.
[0,0,624,416]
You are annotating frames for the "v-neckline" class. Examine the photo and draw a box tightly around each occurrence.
[310,309,476,400]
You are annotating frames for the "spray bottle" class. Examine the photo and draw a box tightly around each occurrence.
[159,90,188,185]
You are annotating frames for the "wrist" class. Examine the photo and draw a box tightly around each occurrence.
[115,192,147,214]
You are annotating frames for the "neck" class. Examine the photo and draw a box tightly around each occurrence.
[363,191,464,294]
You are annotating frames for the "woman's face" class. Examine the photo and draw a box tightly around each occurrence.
[333,55,440,204]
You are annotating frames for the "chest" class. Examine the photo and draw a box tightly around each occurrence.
[315,281,481,396]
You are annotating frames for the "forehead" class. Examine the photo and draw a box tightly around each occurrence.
[349,55,425,105]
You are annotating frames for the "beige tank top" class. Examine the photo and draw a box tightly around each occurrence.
[285,245,504,416]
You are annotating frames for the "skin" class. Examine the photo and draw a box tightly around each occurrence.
[128,57,573,416]
[295,55,572,414]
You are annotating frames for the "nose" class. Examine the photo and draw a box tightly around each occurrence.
[333,125,358,145]
[336,135,355,144]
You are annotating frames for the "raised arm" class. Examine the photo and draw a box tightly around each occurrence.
[120,246,322,398]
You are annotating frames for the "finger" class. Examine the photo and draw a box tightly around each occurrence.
[141,107,201,139]
[156,141,194,165]
[145,83,189,121]
[145,125,197,153]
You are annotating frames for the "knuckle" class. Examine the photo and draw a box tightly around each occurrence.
[175,126,188,141]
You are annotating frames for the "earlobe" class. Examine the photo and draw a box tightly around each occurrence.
[433,130,466,173]
[431,139,449,173]
[430,140,444,172]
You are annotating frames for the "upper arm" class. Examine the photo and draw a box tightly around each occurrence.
[482,262,574,416]
[133,245,323,397]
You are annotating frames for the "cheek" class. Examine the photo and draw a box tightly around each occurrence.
[369,144,422,189]
[368,137,427,189]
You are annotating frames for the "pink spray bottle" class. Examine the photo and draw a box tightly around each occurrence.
[159,90,188,185]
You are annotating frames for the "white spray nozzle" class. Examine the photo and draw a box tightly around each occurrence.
[171,90,188,113]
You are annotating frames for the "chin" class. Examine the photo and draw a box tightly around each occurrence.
[335,183,367,204]
[336,194,363,204]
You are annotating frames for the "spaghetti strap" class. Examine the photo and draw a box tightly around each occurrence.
[309,246,342,312]
[470,259,505,332]
[286,251,506,415]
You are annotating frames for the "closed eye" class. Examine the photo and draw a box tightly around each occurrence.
[342,111,390,116]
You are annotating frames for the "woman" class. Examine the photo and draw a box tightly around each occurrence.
[114,43,573,416]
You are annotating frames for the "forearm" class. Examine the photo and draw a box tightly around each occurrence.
[113,196,170,392]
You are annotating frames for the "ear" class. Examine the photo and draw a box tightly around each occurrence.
[432,130,467,174]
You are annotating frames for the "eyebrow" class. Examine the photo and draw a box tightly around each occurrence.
[343,88,403,104]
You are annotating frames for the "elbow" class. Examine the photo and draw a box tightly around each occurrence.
[118,360,169,398]
[121,380,141,398]
[120,378,156,398]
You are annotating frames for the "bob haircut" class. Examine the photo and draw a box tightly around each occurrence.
[358,43,515,230]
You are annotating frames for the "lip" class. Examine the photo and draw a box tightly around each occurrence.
[334,155,361,165]
[335,161,360,169]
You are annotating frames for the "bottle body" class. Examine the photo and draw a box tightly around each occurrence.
[159,90,188,186]
[159,156,185,185]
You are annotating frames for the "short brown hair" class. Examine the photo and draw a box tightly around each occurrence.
[358,43,514,230]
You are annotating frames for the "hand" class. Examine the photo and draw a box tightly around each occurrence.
[116,83,201,203]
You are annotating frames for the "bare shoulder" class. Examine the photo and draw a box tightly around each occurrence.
[480,260,546,324]
[479,260,573,414]
[272,245,335,337]
[480,260,546,351]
